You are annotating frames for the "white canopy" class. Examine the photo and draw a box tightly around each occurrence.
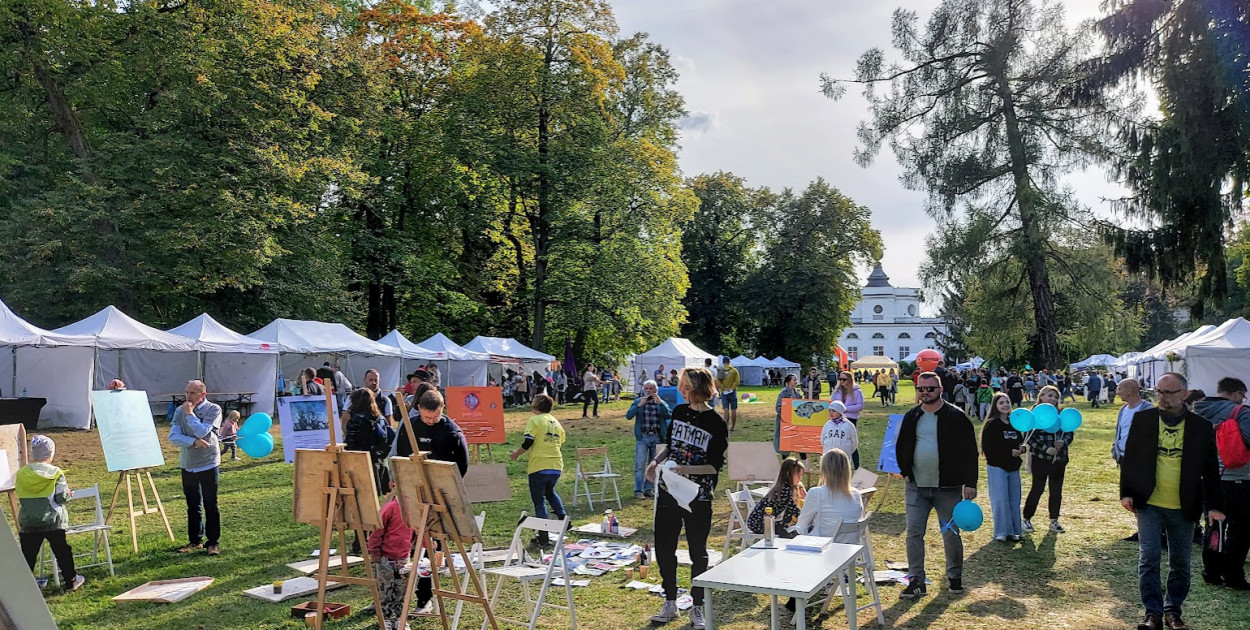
[728,355,771,386]
[463,336,555,364]
[413,333,489,386]
[1180,318,1250,394]
[954,357,985,370]
[635,337,715,383]
[250,319,402,391]
[54,306,200,412]
[1070,354,1119,370]
[768,356,801,369]
[0,300,96,429]
[169,314,279,418]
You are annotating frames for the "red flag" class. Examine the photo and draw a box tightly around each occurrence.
[834,345,850,371]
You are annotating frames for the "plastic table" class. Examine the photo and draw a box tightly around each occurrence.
[692,539,863,630]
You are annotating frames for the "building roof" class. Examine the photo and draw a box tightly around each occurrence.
[865,263,892,288]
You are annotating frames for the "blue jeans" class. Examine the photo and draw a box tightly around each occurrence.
[987,465,1022,538]
[527,471,566,520]
[1136,504,1194,617]
[635,435,660,492]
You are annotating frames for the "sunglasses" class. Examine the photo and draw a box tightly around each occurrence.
[916,386,940,393]
[838,377,851,381]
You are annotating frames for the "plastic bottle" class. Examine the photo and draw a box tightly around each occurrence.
[611,513,620,535]
[764,507,775,547]
[22,388,27,397]
[602,510,612,533]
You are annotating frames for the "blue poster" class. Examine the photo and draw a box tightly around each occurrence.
[876,414,904,475]
[656,386,686,410]
[91,390,166,472]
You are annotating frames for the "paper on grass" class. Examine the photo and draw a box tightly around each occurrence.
[658,461,700,511]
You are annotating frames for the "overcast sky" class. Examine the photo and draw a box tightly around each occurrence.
[611,0,1127,303]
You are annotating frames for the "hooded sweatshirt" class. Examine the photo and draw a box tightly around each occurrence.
[1193,396,1250,480]
[15,462,69,532]
[398,413,470,476]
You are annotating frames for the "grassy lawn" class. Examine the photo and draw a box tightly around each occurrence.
[13,381,1250,629]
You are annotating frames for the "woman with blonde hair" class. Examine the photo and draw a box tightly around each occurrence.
[788,448,864,619]
[1023,384,1074,534]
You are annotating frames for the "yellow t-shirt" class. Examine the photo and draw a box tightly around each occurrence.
[523,413,565,474]
[1147,420,1185,510]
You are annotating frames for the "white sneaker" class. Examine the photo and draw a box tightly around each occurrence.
[994,535,1007,543]
[1022,519,1035,533]
[650,600,679,623]
[689,606,706,630]
[1050,520,1065,533]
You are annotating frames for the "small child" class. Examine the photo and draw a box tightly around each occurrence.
[820,401,859,469]
[747,457,805,537]
[368,484,416,630]
[16,435,84,591]
[219,410,240,461]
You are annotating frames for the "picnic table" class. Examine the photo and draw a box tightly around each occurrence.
[160,392,256,418]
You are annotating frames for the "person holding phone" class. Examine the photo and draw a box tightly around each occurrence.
[627,380,671,499]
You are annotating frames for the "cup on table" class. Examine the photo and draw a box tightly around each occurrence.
[625,567,634,580]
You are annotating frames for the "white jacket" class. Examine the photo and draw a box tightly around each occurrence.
[820,418,859,457]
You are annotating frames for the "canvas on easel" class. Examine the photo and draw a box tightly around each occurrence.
[292,386,386,630]
[727,442,781,489]
[0,424,27,531]
[90,389,174,552]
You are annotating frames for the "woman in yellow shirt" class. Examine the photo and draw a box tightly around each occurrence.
[511,394,567,546]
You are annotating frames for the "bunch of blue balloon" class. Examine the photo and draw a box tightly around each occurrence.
[1009,405,1083,434]
[235,412,275,458]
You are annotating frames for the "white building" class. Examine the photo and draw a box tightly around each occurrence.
[838,263,947,362]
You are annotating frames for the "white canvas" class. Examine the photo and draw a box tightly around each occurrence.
[91,389,165,472]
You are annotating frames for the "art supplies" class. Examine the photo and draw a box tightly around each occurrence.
[785,535,835,554]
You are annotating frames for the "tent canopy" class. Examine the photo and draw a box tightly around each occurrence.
[463,336,555,363]
[416,333,491,362]
[851,355,899,370]
[250,319,399,357]
[378,330,441,360]
[169,314,278,354]
[635,337,715,380]
[0,300,96,428]
[767,356,801,368]
[169,314,279,418]
[54,306,197,351]
[1070,354,1118,370]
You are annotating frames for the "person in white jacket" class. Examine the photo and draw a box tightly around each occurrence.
[789,448,865,623]
[820,401,859,468]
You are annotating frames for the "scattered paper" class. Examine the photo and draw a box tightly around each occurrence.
[675,549,721,567]
[676,594,694,610]
[867,570,908,584]
[885,560,908,571]
[551,578,591,587]
[309,548,337,558]
[623,580,654,590]
[573,565,605,576]
[242,576,345,603]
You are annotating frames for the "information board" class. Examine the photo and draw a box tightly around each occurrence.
[91,390,165,472]
[444,387,505,445]
[779,399,828,454]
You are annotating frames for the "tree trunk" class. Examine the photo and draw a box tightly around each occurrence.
[531,39,555,352]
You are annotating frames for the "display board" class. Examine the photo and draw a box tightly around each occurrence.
[90,390,165,472]
[779,399,828,454]
[727,442,781,483]
[877,414,904,475]
[0,516,59,629]
[292,448,382,531]
[443,387,505,444]
[463,463,512,503]
[278,395,342,463]
[0,424,26,492]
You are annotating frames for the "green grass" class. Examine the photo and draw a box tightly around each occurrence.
[15,383,1250,629]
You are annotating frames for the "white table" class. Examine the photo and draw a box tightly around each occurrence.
[692,540,863,630]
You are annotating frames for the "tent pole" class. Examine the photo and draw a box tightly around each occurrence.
[10,347,16,397]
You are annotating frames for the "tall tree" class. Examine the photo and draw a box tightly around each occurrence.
[823,0,1124,370]
[1084,0,1250,317]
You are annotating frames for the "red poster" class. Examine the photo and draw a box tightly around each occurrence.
[780,398,829,454]
[444,387,506,444]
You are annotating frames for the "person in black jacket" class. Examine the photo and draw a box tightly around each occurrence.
[1121,372,1225,630]
[895,371,978,599]
[981,392,1025,542]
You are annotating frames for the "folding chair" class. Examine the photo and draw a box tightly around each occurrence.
[722,489,763,558]
[481,514,576,630]
[40,484,114,586]
[571,447,621,510]
[813,513,885,627]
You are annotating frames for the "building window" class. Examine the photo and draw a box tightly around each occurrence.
[872,332,884,339]
[847,346,858,360]
[907,304,917,316]
[898,333,911,339]
[846,333,859,339]
[873,346,884,356]
[899,346,910,360]
[873,305,883,314]
[924,332,937,339]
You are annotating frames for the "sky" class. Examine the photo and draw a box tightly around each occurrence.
[610,0,1127,302]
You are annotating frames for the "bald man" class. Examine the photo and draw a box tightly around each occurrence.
[168,379,222,555]
[1113,378,1153,466]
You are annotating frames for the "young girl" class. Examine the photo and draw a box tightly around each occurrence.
[829,371,865,468]
[981,392,1025,542]
[510,394,566,546]
[774,374,800,456]
[747,458,806,537]
[1023,385,1074,533]
[368,482,416,630]
[792,448,865,617]
[645,367,728,630]
[219,410,240,461]
[820,401,858,469]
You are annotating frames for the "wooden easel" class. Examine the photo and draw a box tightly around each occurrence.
[392,392,499,630]
[469,444,495,465]
[105,468,174,553]
[0,424,28,533]
[294,386,387,630]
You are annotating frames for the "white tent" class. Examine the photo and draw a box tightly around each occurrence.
[168,314,280,418]
[954,356,985,371]
[54,306,200,413]
[1070,354,1118,370]
[414,333,490,386]
[1180,318,1250,395]
[729,355,766,386]
[635,338,715,384]
[250,319,402,391]
[1141,325,1217,384]
[464,336,554,366]
[766,356,802,380]
[378,329,441,383]
[0,300,96,429]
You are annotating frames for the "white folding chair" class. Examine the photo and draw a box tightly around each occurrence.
[814,513,884,626]
[40,484,114,586]
[571,447,621,510]
[480,514,576,630]
[722,489,764,558]
[450,511,488,630]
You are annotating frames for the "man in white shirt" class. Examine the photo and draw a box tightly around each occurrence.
[1113,377,1152,542]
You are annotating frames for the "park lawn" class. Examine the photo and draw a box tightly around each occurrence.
[15,382,1250,629]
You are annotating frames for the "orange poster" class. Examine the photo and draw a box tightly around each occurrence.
[780,399,829,454]
[445,386,506,444]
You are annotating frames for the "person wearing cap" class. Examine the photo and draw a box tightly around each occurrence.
[820,401,858,468]
[168,379,223,555]
[16,434,84,591]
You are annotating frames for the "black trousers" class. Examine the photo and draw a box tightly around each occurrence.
[182,467,220,546]
[1023,457,1066,521]
[1204,479,1250,583]
[581,390,598,417]
[20,529,77,584]
[655,490,713,605]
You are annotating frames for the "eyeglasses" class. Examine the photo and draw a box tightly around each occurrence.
[916,386,940,393]
[1157,388,1187,396]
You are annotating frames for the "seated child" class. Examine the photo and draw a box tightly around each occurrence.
[16,435,84,591]
[368,483,416,630]
[747,457,805,537]
[219,410,240,460]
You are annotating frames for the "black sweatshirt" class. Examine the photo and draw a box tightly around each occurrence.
[661,404,729,501]
[397,414,469,476]
[981,417,1024,472]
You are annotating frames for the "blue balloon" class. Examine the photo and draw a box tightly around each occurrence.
[238,412,272,437]
[952,500,983,532]
[1060,407,1083,432]
[1033,403,1059,432]
[1009,408,1035,432]
[238,432,274,458]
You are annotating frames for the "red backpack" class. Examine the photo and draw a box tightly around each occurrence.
[1216,404,1250,469]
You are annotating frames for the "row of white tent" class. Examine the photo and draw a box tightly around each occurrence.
[0,300,554,430]
[628,337,802,388]
[1070,317,1250,393]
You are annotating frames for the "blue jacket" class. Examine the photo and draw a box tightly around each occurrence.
[627,396,671,441]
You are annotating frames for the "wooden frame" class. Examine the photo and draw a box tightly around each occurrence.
[0,424,27,532]
[105,468,174,553]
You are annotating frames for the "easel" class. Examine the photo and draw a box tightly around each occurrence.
[105,468,174,553]
[392,392,500,630]
[0,423,27,533]
[295,387,386,630]
[469,445,495,465]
